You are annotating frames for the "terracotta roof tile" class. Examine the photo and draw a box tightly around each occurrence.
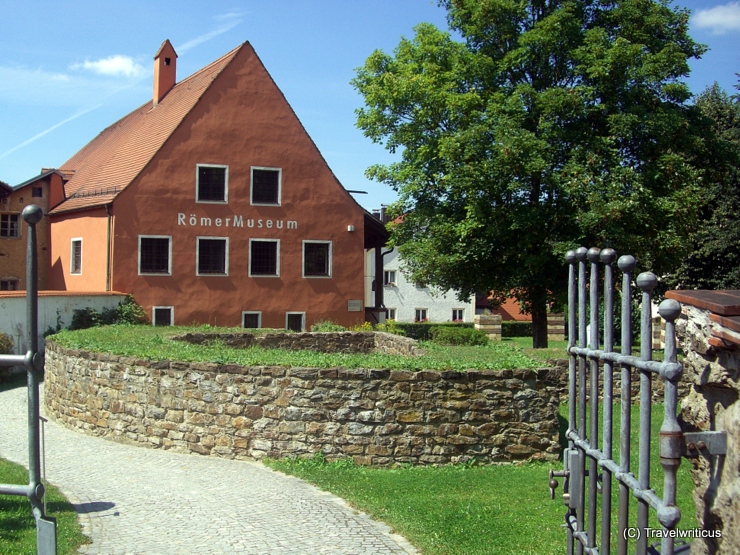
[50,43,243,214]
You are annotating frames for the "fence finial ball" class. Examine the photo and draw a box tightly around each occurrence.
[565,250,577,264]
[617,255,636,272]
[22,204,44,225]
[587,247,601,262]
[636,272,658,292]
[600,248,616,264]
[575,246,588,261]
[659,299,682,322]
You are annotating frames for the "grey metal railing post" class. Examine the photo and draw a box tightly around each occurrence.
[636,272,657,555]
[576,246,588,555]
[566,249,578,555]
[616,255,635,555]
[600,248,617,555]
[0,204,57,554]
[587,247,601,551]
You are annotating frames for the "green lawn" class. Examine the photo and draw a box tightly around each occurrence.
[266,402,697,555]
[49,325,540,371]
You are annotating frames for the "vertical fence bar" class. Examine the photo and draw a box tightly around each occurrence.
[658,300,683,555]
[566,250,578,555]
[636,272,657,555]
[600,249,616,554]
[576,246,588,555]
[587,248,601,550]
[616,255,635,555]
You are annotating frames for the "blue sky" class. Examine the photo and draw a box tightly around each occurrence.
[0,1,738,212]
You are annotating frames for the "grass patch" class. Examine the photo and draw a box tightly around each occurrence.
[266,402,697,555]
[49,325,541,371]
[0,458,90,554]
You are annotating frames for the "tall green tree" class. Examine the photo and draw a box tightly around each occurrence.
[353,0,707,347]
[667,80,740,290]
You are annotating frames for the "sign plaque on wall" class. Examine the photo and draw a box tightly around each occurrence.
[347,300,363,312]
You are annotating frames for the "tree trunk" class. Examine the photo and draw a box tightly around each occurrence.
[531,300,549,349]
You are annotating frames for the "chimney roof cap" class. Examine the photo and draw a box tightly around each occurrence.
[154,39,178,60]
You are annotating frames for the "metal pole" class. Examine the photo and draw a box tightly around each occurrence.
[600,248,616,555]
[616,255,635,555]
[575,246,588,555]
[636,272,657,555]
[566,250,577,555]
[587,248,600,551]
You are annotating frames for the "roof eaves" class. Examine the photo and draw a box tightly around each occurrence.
[13,169,66,190]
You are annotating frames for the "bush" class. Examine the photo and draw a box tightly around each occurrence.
[376,319,405,336]
[310,320,347,332]
[350,321,373,332]
[69,307,102,331]
[0,332,13,354]
[68,296,148,331]
[501,321,533,337]
[390,322,474,341]
[430,326,489,346]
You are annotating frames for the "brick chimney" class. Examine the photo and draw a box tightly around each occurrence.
[153,39,177,106]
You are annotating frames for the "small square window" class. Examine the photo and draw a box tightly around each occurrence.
[249,239,279,277]
[139,236,171,275]
[452,309,464,322]
[32,187,43,198]
[242,311,261,329]
[153,306,173,326]
[0,279,20,291]
[386,308,396,320]
[0,214,20,238]
[251,168,281,205]
[197,165,228,203]
[415,308,428,322]
[70,239,82,275]
[286,312,305,332]
[197,237,228,275]
[383,270,396,286]
[303,241,331,277]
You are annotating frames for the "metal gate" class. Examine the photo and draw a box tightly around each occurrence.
[548,247,725,555]
[0,204,57,554]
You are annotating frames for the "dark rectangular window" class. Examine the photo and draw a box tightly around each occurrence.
[383,270,396,286]
[386,308,396,320]
[198,238,227,275]
[250,240,278,276]
[0,279,19,291]
[251,168,280,204]
[153,307,173,326]
[286,313,304,332]
[32,187,43,198]
[415,308,428,322]
[452,309,464,321]
[139,237,170,274]
[0,214,20,238]
[243,312,261,328]
[71,239,82,275]
[303,242,330,277]
[197,165,227,202]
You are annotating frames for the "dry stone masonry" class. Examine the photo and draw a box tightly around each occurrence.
[43,336,561,466]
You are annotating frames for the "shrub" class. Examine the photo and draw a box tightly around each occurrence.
[0,332,13,354]
[68,296,148,331]
[350,321,373,332]
[310,320,347,332]
[430,326,489,346]
[501,321,533,337]
[69,307,102,330]
[376,319,405,336]
[391,322,474,340]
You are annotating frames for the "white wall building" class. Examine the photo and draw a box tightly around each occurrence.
[365,248,475,323]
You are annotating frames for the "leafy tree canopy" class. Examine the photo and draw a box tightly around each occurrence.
[353,0,709,347]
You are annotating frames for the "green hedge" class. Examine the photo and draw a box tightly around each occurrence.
[430,326,489,346]
[387,322,474,341]
[501,321,533,338]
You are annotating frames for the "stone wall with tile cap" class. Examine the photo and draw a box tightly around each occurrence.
[667,289,740,555]
[42,341,561,466]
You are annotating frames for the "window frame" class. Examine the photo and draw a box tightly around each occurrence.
[414,308,428,322]
[302,240,332,278]
[196,236,229,276]
[70,238,82,275]
[138,235,172,276]
[383,270,397,286]
[452,308,465,322]
[152,306,174,327]
[195,164,229,204]
[0,214,20,238]
[386,308,396,320]
[242,311,262,329]
[250,166,282,206]
[32,187,43,198]
[0,279,20,291]
[248,238,280,278]
[285,312,305,332]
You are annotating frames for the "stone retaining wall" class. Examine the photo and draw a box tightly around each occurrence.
[43,341,561,466]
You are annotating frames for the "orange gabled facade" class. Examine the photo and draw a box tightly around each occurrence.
[46,41,387,329]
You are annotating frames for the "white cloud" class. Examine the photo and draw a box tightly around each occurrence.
[693,2,740,34]
[71,55,146,78]
[178,11,245,53]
